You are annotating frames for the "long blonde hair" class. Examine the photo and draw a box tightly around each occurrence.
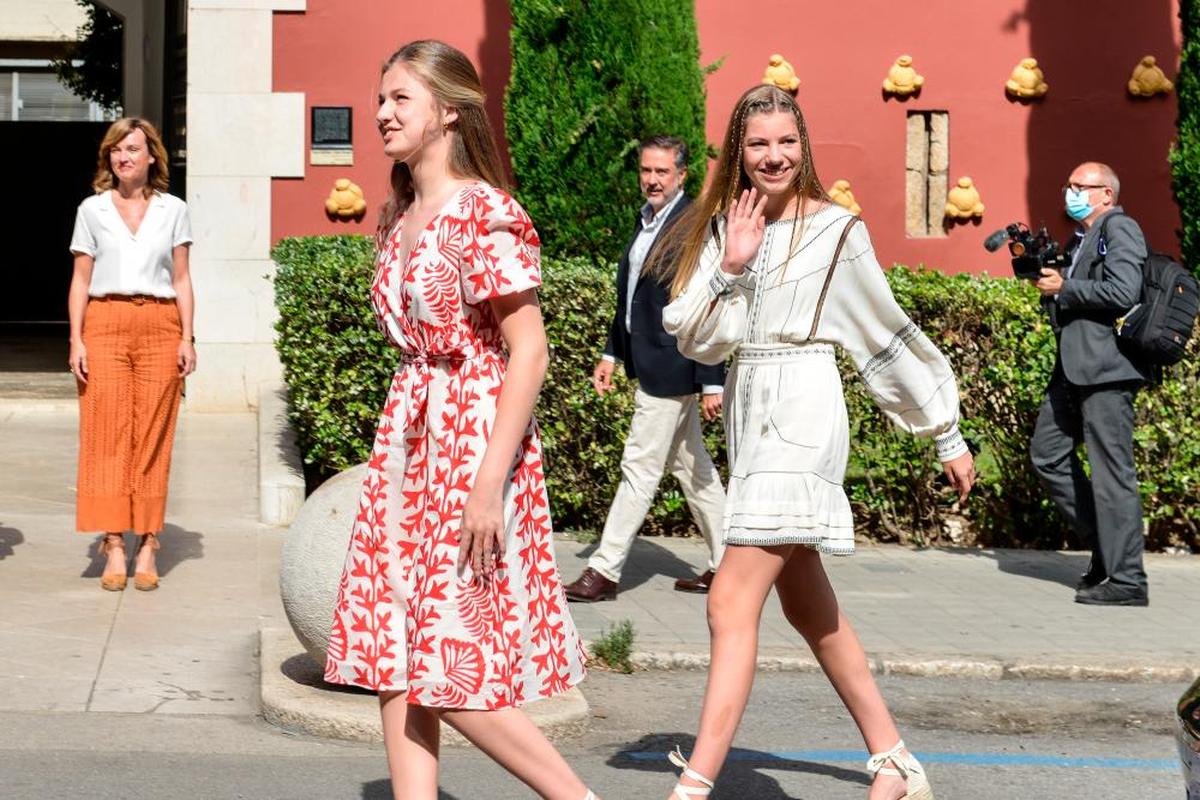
[648,85,826,297]
[92,117,170,196]
[378,40,508,231]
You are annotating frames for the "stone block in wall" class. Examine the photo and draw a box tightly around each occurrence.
[186,342,282,411]
[906,169,927,236]
[190,0,305,10]
[187,177,270,261]
[192,258,279,345]
[929,112,949,174]
[188,93,305,178]
[906,113,928,173]
[187,9,272,94]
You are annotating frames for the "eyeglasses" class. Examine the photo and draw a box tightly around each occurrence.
[1062,183,1110,194]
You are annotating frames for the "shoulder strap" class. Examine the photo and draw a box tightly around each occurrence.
[807,216,862,341]
[1086,211,1127,279]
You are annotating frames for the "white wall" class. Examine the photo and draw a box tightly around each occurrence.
[0,0,86,41]
[93,0,163,123]
[185,0,306,410]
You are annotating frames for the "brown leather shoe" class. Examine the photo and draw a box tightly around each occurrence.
[674,569,715,594]
[564,568,617,602]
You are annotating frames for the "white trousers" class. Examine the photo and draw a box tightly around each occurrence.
[588,386,727,582]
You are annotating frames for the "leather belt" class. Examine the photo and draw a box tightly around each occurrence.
[92,294,175,305]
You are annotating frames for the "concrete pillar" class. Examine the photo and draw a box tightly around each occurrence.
[185,0,306,410]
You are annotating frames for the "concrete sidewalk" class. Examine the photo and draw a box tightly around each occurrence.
[2,404,1197,735]
[0,405,286,716]
[559,535,1200,681]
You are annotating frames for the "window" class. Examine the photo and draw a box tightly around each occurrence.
[905,111,948,237]
[0,60,120,122]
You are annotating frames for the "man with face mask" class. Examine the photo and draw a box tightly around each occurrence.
[563,136,727,602]
[1030,161,1151,606]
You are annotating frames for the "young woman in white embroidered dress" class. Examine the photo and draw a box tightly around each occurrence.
[322,40,595,800]
[653,85,976,800]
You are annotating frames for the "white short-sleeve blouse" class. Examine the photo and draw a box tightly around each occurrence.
[69,190,193,298]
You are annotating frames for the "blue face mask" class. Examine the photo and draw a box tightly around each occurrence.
[1065,188,1094,221]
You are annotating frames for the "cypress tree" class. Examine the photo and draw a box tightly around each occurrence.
[506,0,709,262]
[1172,0,1200,272]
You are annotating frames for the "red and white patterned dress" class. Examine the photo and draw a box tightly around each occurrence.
[324,183,587,710]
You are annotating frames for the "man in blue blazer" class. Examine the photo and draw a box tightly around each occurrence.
[564,136,727,602]
[1031,162,1151,606]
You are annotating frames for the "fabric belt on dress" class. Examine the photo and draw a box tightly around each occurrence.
[91,294,176,306]
[734,342,835,364]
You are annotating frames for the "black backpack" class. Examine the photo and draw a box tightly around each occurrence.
[1092,213,1199,367]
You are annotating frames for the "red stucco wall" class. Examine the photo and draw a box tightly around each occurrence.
[273,1,1182,274]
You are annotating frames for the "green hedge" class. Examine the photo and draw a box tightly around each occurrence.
[272,235,1200,551]
[1173,0,1200,272]
[505,0,709,263]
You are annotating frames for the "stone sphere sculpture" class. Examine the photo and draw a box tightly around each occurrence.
[279,463,367,668]
[883,55,924,97]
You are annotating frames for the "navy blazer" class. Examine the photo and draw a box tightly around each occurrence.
[1050,206,1151,386]
[602,195,726,398]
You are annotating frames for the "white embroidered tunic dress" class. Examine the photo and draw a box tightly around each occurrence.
[663,205,968,555]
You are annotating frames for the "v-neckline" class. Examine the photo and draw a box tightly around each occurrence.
[393,182,477,267]
[109,190,152,238]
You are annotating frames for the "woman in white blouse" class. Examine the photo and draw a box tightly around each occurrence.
[652,85,975,800]
[67,117,196,593]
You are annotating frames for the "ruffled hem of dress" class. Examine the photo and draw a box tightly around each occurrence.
[722,473,856,554]
[724,527,856,556]
[322,665,587,712]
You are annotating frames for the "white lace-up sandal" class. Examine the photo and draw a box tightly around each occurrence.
[866,740,934,800]
[583,791,597,800]
[668,746,715,798]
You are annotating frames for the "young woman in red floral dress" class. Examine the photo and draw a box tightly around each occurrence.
[323,40,595,800]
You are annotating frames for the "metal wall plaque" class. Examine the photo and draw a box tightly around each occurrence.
[311,106,352,149]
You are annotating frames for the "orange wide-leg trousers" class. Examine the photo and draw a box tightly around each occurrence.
[76,297,183,534]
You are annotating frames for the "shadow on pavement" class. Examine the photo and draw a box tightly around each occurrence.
[80,523,204,578]
[563,536,712,594]
[945,547,1090,589]
[361,779,459,799]
[0,525,24,559]
[609,733,870,800]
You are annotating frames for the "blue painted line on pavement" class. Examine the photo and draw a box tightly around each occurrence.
[619,749,1177,772]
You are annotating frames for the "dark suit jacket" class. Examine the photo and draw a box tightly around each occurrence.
[1049,206,1150,386]
[602,195,726,398]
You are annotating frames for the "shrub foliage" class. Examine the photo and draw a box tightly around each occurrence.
[273,236,1200,552]
[505,0,709,262]
[1173,0,1200,271]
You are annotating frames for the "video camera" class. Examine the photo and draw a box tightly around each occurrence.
[983,223,1068,280]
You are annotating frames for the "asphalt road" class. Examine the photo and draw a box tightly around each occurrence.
[0,671,1186,799]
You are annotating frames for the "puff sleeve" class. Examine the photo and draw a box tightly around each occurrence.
[661,219,755,365]
[460,185,542,304]
[819,222,968,462]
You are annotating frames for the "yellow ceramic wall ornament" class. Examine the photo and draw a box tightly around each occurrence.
[1128,55,1174,97]
[325,178,367,221]
[1006,58,1049,99]
[762,53,800,94]
[945,177,984,220]
[882,55,924,97]
[829,180,862,215]
[1003,57,1051,99]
